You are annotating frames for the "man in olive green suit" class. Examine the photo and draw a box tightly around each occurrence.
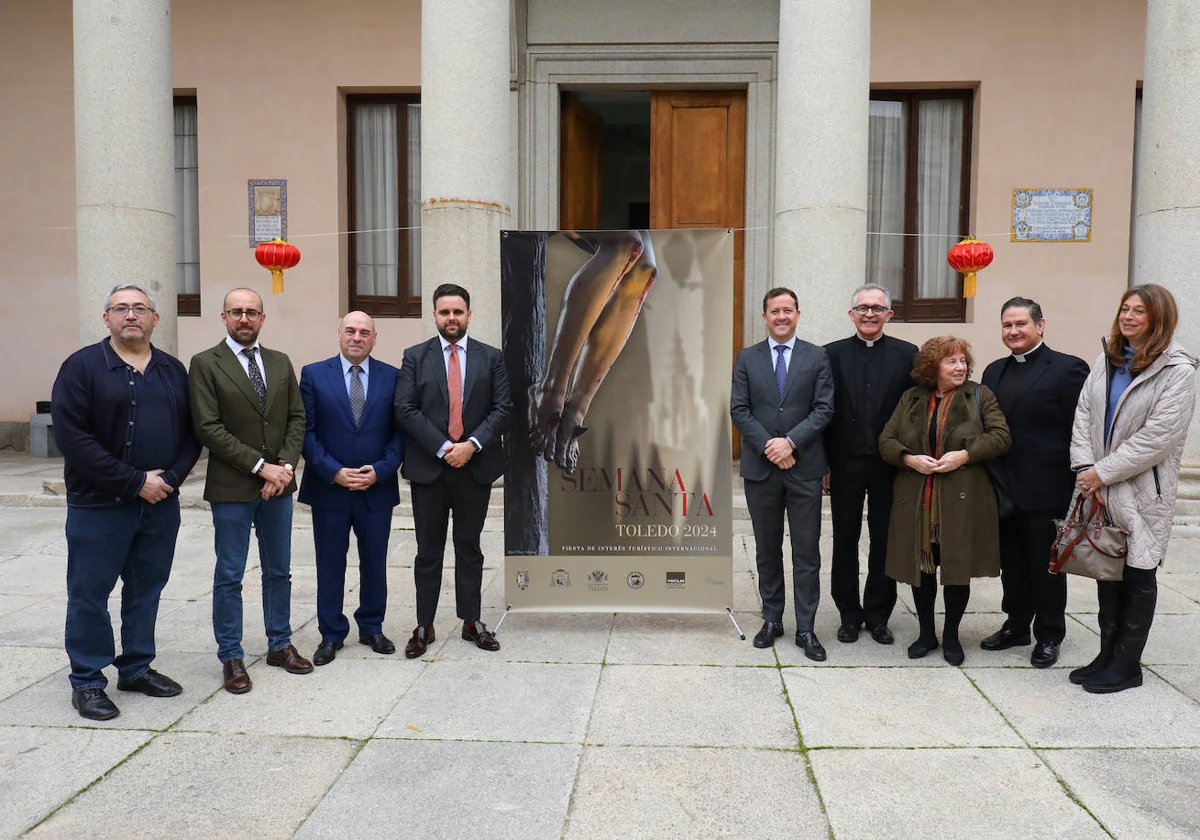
[189,288,311,694]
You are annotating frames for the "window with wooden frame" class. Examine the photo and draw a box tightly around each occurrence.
[866,90,972,322]
[174,96,200,316]
[347,94,422,317]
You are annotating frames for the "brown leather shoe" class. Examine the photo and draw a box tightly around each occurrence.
[266,644,314,674]
[462,620,500,652]
[405,625,435,659]
[222,658,252,694]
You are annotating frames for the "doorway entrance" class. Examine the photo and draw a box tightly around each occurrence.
[559,89,747,454]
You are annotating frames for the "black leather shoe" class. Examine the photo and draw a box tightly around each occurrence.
[869,625,895,645]
[313,640,343,666]
[796,631,827,661]
[980,627,1032,651]
[836,623,860,643]
[116,669,182,697]
[462,620,501,651]
[405,625,435,658]
[1030,641,1060,668]
[907,635,939,659]
[72,688,120,721]
[753,621,785,648]
[359,633,396,655]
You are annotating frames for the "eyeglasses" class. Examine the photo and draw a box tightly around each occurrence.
[225,309,263,320]
[107,304,155,317]
[852,305,890,315]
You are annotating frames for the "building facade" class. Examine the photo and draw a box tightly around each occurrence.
[2,0,1196,461]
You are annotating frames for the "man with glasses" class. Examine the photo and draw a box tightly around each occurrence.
[51,285,201,720]
[189,288,311,693]
[823,284,917,646]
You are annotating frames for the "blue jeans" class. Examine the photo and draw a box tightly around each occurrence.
[65,497,180,690]
[211,495,294,662]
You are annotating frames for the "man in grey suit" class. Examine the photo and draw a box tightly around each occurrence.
[731,287,835,659]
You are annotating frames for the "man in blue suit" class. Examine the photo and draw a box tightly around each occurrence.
[299,311,405,666]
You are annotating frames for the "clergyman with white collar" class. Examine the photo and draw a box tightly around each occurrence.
[823,284,918,646]
[979,296,1089,667]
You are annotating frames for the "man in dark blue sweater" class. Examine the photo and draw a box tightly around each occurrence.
[51,284,201,720]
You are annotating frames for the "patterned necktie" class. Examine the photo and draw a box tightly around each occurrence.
[447,343,464,442]
[775,345,787,401]
[349,364,365,427]
[243,347,267,408]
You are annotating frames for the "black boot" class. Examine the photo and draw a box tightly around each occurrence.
[1069,580,1121,685]
[942,584,970,666]
[1084,566,1157,694]
[908,572,939,659]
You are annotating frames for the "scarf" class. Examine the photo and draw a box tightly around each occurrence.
[920,389,956,573]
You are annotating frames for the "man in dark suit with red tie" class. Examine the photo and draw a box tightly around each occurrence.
[393,284,512,658]
[299,311,405,666]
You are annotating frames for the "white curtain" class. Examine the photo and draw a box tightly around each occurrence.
[407,103,422,297]
[353,103,399,296]
[174,102,200,296]
[866,100,906,302]
[915,99,964,298]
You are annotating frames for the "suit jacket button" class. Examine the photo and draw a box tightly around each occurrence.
[778,407,783,412]
[959,491,967,499]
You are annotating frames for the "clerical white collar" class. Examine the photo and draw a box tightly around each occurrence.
[1012,341,1044,363]
[856,333,883,348]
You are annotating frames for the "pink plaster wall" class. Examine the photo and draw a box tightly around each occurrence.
[872,0,1147,366]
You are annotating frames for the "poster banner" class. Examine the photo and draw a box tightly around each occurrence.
[501,229,733,612]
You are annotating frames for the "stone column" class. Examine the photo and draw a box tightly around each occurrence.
[771,0,871,348]
[73,0,177,353]
[421,0,512,346]
[1135,0,1200,463]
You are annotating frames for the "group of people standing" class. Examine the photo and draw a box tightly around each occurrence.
[733,282,1196,695]
[53,282,510,721]
[50,273,1197,721]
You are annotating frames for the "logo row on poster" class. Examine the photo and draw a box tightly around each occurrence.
[513,569,689,592]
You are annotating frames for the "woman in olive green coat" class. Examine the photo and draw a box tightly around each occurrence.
[878,336,1011,666]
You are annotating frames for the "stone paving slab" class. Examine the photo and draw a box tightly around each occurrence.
[1041,748,1200,839]
[784,666,1022,748]
[297,740,580,839]
[0,554,68,597]
[810,747,1108,840]
[1152,664,1200,703]
[0,726,154,838]
[177,656,425,739]
[377,660,600,743]
[1141,614,1200,664]
[586,664,797,749]
[0,651,221,731]
[604,612,773,666]
[28,731,357,839]
[565,745,826,838]
[968,666,1200,748]
[0,645,72,702]
[434,611,614,664]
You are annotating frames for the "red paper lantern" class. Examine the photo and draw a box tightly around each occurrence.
[946,236,993,299]
[255,238,301,294]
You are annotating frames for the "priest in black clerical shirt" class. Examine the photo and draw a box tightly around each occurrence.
[823,285,918,645]
[980,296,1089,668]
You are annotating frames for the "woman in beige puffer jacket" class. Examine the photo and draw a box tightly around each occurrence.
[1069,284,1198,694]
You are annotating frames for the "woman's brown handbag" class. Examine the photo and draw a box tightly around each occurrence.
[1049,495,1128,581]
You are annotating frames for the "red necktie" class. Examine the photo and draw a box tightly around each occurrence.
[448,343,464,442]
